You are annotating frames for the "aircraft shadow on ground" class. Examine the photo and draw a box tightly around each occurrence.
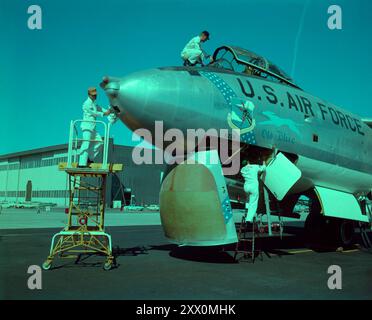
[146,227,371,263]
[48,228,371,269]
[145,227,309,264]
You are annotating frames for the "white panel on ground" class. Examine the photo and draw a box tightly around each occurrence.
[261,152,302,201]
[315,186,369,222]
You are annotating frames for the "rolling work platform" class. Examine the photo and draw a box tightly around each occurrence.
[42,120,123,271]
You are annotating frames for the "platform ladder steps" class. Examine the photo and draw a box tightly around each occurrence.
[233,214,262,263]
[233,187,284,263]
[72,175,104,218]
[42,119,123,271]
[67,172,107,229]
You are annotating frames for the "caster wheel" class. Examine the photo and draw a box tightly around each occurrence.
[103,262,112,271]
[42,260,52,270]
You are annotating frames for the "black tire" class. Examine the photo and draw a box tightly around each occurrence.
[305,214,355,248]
[336,219,355,247]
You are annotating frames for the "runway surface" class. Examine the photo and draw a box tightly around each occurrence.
[1,217,371,300]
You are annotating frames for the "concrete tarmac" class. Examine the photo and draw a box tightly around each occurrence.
[0,208,161,229]
[0,212,371,299]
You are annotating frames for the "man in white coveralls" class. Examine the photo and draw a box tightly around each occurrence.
[240,160,266,222]
[181,31,214,66]
[78,87,114,167]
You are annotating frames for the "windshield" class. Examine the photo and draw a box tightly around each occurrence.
[211,46,299,88]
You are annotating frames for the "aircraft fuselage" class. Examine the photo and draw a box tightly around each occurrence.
[103,66,372,195]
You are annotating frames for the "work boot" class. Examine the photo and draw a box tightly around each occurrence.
[183,59,197,67]
[183,60,191,67]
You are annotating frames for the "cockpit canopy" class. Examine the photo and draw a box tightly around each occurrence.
[211,46,300,89]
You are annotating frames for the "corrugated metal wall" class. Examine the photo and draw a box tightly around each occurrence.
[112,145,166,205]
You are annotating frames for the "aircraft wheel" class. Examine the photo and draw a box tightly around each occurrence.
[336,219,355,247]
[103,256,115,271]
[103,262,113,271]
[305,214,355,248]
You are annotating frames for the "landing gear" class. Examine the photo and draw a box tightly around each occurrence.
[305,213,355,248]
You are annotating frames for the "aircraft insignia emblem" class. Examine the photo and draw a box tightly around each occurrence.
[200,71,256,144]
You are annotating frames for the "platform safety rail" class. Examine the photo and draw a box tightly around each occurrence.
[66,120,111,170]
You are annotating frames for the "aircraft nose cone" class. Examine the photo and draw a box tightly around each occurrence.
[102,69,178,133]
[101,76,120,98]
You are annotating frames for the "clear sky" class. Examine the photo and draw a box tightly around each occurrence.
[1,0,371,155]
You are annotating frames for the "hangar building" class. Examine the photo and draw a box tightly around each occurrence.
[0,140,165,207]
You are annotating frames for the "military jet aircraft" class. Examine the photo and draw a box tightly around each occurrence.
[101,45,372,248]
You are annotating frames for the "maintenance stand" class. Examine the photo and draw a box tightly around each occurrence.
[42,120,123,271]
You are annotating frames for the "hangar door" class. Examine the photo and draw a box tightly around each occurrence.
[25,180,32,201]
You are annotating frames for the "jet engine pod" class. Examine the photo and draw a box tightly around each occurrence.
[159,150,238,246]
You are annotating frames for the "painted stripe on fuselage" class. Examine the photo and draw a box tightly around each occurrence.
[200,71,257,145]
